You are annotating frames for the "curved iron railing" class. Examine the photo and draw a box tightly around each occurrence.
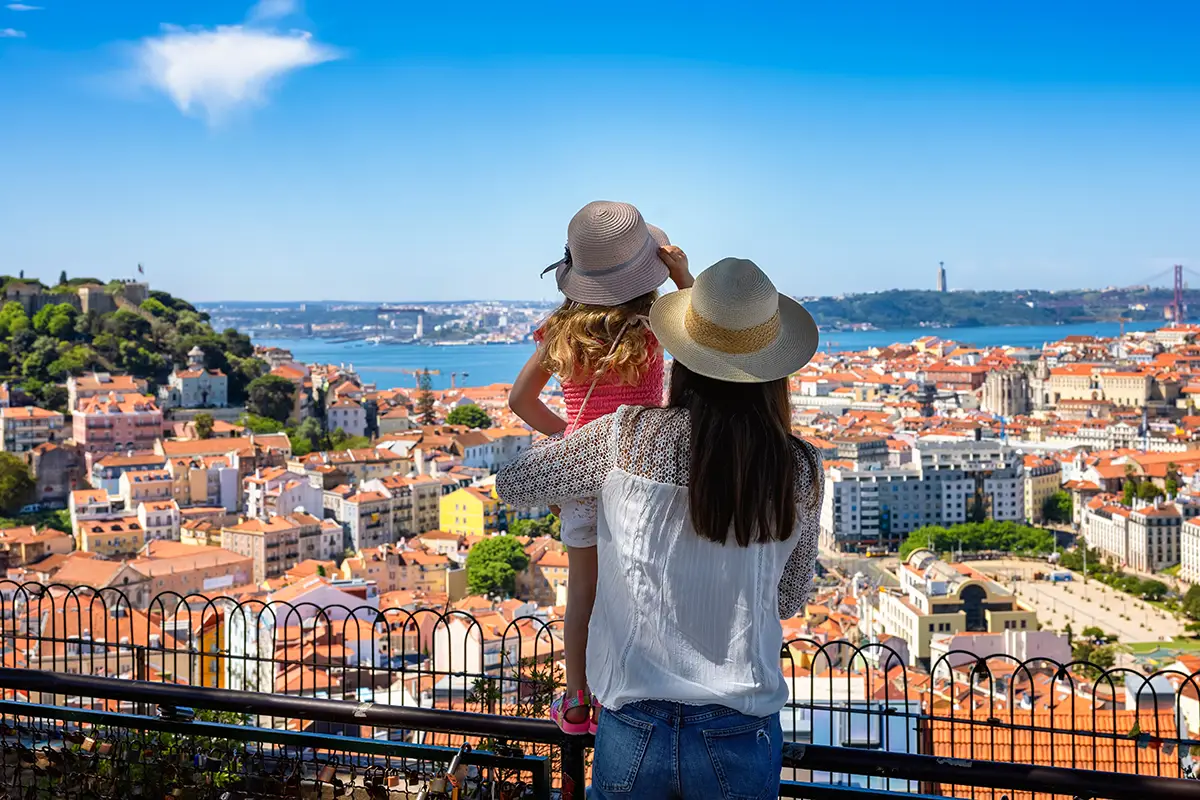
[4,579,1200,797]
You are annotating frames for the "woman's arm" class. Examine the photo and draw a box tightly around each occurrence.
[779,443,824,619]
[509,350,568,436]
[496,412,618,507]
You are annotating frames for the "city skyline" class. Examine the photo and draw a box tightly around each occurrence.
[3,1,1200,301]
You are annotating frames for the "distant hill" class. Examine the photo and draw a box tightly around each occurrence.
[801,287,1200,330]
[0,275,264,412]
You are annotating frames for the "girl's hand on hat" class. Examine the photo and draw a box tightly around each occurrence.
[661,246,694,289]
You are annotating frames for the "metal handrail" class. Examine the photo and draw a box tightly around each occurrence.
[4,668,1200,800]
[0,667,566,745]
[782,742,1200,800]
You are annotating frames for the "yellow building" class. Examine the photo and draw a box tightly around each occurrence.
[861,549,1040,666]
[77,516,146,557]
[1023,455,1063,523]
[440,487,502,537]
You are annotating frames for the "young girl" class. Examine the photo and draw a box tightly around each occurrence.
[509,200,693,734]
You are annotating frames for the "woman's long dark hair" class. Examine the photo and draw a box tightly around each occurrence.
[669,362,819,546]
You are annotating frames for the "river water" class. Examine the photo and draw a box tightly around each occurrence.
[255,320,1160,391]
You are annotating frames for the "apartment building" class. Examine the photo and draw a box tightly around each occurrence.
[0,405,64,453]
[1082,499,1196,573]
[90,451,167,494]
[221,516,304,584]
[77,516,145,557]
[130,542,253,598]
[482,428,534,471]
[72,392,163,455]
[1022,455,1062,524]
[166,455,240,511]
[67,372,149,411]
[327,398,368,438]
[342,490,393,550]
[118,468,173,509]
[440,486,502,537]
[0,526,73,566]
[858,549,1039,667]
[137,499,181,542]
[26,441,86,506]
[1182,518,1200,584]
[821,441,1023,553]
[244,467,323,519]
[832,435,889,468]
[339,543,453,594]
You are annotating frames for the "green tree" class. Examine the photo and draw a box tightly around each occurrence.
[1138,579,1169,601]
[465,534,531,597]
[899,521,1056,559]
[32,303,78,339]
[140,297,173,319]
[1166,462,1181,497]
[1122,481,1137,507]
[1042,491,1073,524]
[294,417,325,453]
[57,270,67,286]
[194,413,215,440]
[238,414,285,434]
[246,374,296,423]
[509,514,562,541]
[1137,481,1163,501]
[0,301,30,339]
[0,453,35,516]
[446,404,492,429]
[1184,585,1200,620]
[417,368,437,425]
[328,427,370,451]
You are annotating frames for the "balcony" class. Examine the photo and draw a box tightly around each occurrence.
[3,581,1200,800]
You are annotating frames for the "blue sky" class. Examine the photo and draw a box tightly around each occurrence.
[3,1,1200,302]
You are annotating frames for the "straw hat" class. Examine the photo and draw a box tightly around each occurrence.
[541,201,670,305]
[650,258,819,383]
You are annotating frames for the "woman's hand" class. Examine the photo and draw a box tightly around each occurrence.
[660,245,694,289]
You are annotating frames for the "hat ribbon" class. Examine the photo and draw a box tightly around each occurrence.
[540,231,658,281]
[541,245,571,279]
[684,306,780,355]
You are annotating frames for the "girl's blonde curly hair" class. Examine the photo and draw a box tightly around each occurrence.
[538,291,658,386]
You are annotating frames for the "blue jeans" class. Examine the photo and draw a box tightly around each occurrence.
[587,700,783,800]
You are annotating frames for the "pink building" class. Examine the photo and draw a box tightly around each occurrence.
[72,392,163,455]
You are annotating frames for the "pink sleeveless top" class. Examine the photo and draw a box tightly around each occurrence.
[534,328,665,435]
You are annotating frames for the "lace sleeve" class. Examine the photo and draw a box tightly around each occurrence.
[778,442,824,620]
[495,413,618,507]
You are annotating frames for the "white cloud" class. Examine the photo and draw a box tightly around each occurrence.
[136,23,338,124]
[0,27,26,37]
[247,0,299,23]
[5,4,42,10]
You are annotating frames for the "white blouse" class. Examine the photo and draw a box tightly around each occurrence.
[495,405,823,717]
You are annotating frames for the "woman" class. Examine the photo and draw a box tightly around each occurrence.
[497,257,823,799]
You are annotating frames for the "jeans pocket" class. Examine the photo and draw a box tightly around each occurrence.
[701,717,777,800]
[593,709,655,793]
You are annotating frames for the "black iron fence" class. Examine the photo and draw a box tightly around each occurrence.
[5,580,1200,798]
[2,669,1199,800]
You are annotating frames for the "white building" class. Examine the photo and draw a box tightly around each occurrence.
[244,467,324,520]
[1082,500,1195,573]
[137,499,181,542]
[159,346,228,409]
[1178,518,1200,584]
[327,398,368,438]
[821,441,1023,553]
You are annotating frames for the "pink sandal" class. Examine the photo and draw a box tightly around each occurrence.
[589,695,601,735]
[550,690,592,735]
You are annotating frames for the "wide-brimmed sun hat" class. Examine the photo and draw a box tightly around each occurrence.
[650,257,820,383]
[541,201,670,305]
